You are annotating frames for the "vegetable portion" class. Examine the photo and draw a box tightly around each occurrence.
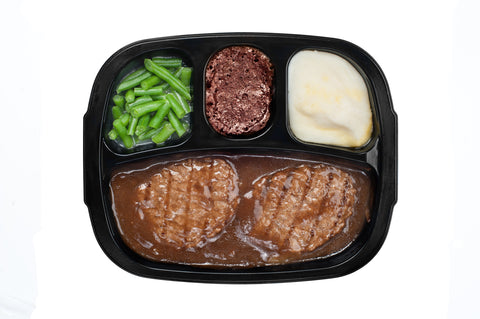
[144,59,191,100]
[108,56,192,149]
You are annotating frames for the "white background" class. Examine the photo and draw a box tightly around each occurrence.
[1,0,478,318]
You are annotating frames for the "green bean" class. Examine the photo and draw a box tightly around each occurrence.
[134,86,163,96]
[113,119,134,148]
[116,71,152,93]
[152,57,182,68]
[119,113,130,127]
[148,100,170,129]
[173,91,191,114]
[112,106,123,120]
[126,95,153,112]
[180,67,192,87]
[135,114,151,136]
[152,122,175,144]
[165,93,186,119]
[130,100,164,118]
[108,129,118,140]
[144,59,191,100]
[167,110,186,137]
[159,67,183,91]
[140,75,162,90]
[110,56,193,149]
[113,95,125,108]
[127,116,138,136]
[122,67,147,82]
[125,89,135,103]
[151,95,166,101]
[137,126,163,141]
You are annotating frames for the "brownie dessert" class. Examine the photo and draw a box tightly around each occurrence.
[205,46,274,136]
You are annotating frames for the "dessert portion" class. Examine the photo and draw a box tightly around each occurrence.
[134,158,239,249]
[249,164,355,253]
[288,50,373,147]
[205,46,274,136]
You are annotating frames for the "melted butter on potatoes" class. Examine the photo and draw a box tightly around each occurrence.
[288,50,373,147]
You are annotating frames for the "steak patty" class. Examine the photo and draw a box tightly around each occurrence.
[136,158,239,248]
[249,164,356,253]
[205,46,274,136]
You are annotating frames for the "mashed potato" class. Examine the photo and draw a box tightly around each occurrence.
[288,50,373,147]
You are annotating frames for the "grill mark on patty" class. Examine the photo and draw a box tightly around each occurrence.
[271,166,310,248]
[286,167,325,252]
[284,167,313,250]
[185,159,201,244]
[205,158,214,234]
[259,172,289,239]
[308,171,333,246]
[136,158,239,249]
[162,170,171,239]
[249,164,356,253]
[156,172,166,239]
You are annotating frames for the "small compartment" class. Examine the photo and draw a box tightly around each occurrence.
[103,49,194,154]
[204,45,275,139]
[286,49,375,149]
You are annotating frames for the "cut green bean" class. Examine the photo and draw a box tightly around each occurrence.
[152,57,182,68]
[112,106,123,119]
[126,95,153,112]
[130,100,164,118]
[113,119,134,148]
[151,95,166,101]
[125,89,135,103]
[180,67,192,87]
[137,126,163,141]
[167,110,186,137]
[135,114,151,136]
[113,95,125,108]
[144,59,191,100]
[116,71,152,93]
[118,113,130,127]
[110,56,193,150]
[165,93,186,119]
[122,67,147,82]
[108,129,118,140]
[148,100,170,129]
[140,75,161,90]
[152,122,175,144]
[134,86,163,96]
[159,67,183,91]
[127,116,138,136]
[173,91,191,114]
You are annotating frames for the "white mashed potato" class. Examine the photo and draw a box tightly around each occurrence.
[288,50,372,147]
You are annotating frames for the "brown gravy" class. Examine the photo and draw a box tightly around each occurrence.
[110,152,374,268]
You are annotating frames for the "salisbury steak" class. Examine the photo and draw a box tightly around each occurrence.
[205,46,274,136]
[249,164,356,253]
[136,158,239,248]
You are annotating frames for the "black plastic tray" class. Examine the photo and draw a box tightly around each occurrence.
[84,33,397,283]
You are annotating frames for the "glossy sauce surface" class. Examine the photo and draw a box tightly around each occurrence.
[110,152,374,268]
